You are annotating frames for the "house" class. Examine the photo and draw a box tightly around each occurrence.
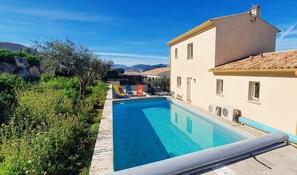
[142,67,171,80]
[168,6,297,136]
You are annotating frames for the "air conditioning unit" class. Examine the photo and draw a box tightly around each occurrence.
[221,106,241,122]
[208,104,221,116]
[170,91,175,97]
[176,94,183,100]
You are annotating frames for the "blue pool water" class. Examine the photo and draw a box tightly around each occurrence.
[113,98,247,171]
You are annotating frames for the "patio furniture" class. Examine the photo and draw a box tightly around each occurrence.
[136,84,144,96]
[125,84,134,96]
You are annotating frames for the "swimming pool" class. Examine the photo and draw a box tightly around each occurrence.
[113,98,248,171]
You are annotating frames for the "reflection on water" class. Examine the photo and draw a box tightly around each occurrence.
[169,104,244,149]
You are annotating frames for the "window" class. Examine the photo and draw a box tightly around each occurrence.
[187,43,193,59]
[249,81,260,101]
[177,76,181,87]
[175,48,178,59]
[216,79,223,95]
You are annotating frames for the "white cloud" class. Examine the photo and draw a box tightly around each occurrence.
[0,6,128,24]
[97,52,169,66]
[276,23,297,51]
[278,23,297,40]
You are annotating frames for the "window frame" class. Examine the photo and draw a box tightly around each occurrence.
[187,43,193,59]
[216,79,224,95]
[248,81,260,102]
[177,76,181,87]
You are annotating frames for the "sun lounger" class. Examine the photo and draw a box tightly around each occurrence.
[112,88,128,99]
[136,84,144,96]
[125,84,134,96]
[113,84,126,96]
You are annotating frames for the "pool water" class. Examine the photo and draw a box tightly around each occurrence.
[113,98,247,171]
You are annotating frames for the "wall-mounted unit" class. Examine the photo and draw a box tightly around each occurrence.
[170,91,175,97]
[208,104,221,116]
[176,94,183,100]
[221,106,241,122]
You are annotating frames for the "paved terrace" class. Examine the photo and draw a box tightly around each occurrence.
[90,86,297,175]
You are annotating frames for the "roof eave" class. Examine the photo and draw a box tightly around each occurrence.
[167,20,215,46]
[209,69,297,77]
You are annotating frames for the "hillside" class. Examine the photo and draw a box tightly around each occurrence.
[112,64,168,72]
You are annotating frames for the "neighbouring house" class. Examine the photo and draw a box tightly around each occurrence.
[168,5,297,136]
[142,67,170,78]
[142,67,170,84]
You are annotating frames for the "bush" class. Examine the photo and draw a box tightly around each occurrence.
[0,114,88,175]
[0,49,16,64]
[0,74,108,174]
[0,49,40,66]
[15,89,74,125]
[24,54,40,66]
[0,73,26,123]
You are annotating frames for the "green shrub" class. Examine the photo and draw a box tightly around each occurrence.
[24,55,40,66]
[15,89,74,125]
[0,73,26,91]
[0,49,40,66]
[40,73,55,82]
[0,73,26,123]
[0,75,108,174]
[0,113,88,175]
[0,49,16,64]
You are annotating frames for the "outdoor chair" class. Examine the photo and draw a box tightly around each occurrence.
[136,84,144,96]
[125,84,134,96]
[112,88,128,99]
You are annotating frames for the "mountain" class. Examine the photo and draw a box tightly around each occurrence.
[113,64,168,72]
[0,42,27,52]
[112,64,129,69]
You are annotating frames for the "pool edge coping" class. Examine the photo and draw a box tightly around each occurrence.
[89,85,114,175]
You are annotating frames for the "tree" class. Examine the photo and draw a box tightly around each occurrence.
[151,76,170,92]
[33,39,113,97]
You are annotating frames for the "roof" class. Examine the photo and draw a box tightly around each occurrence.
[167,11,280,47]
[167,20,214,46]
[210,50,297,77]
[142,67,170,76]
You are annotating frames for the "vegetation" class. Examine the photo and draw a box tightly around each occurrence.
[151,76,170,92]
[33,39,113,97]
[0,49,40,66]
[0,39,111,174]
[0,74,108,174]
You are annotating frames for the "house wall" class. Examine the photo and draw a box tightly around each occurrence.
[170,27,216,106]
[169,13,296,136]
[214,14,279,66]
[209,76,297,136]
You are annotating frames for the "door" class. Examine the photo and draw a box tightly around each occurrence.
[187,77,192,102]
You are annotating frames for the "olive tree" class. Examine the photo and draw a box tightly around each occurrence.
[33,39,113,97]
[151,76,170,92]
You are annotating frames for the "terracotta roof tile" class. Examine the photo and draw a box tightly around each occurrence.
[142,67,170,76]
[210,50,297,71]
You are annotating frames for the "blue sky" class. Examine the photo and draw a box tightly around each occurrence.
[0,0,296,66]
